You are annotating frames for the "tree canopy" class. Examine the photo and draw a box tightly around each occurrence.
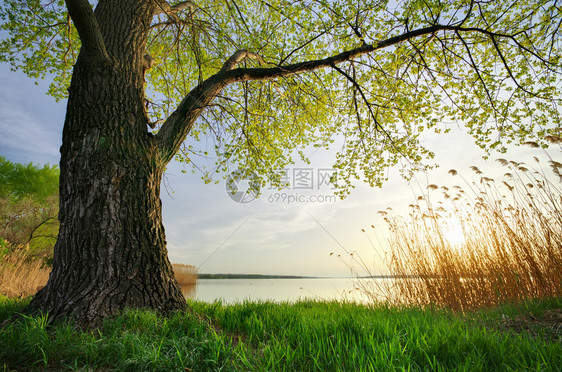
[1,0,561,195]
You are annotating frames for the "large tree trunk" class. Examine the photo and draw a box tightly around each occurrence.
[26,0,187,326]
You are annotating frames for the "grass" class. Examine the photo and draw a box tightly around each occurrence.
[1,295,560,371]
[0,296,242,371]
[357,149,562,311]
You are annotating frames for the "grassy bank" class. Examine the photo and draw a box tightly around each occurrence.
[1,295,560,371]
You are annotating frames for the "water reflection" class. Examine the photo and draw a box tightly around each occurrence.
[183,278,389,304]
[180,284,196,299]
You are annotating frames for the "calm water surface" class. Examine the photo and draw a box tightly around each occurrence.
[181,278,390,304]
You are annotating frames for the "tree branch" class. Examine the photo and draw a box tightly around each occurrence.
[456,30,499,116]
[220,50,265,72]
[156,74,229,163]
[64,0,109,61]
[155,22,551,164]
[331,63,408,160]
[218,25,458,83]
[490,35,538,97]
[24,217,57,246]
[154,0,196,14]
[152,1,197,30]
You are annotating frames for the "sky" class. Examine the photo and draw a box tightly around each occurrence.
[0,62,557,277]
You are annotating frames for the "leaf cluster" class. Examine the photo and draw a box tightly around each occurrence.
[0,0,78,100]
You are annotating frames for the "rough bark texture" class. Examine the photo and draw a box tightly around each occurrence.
[27,0,187,326]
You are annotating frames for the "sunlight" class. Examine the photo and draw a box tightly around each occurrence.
[442,218,466,246]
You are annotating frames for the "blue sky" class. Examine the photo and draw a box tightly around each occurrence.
[0,62,554,277]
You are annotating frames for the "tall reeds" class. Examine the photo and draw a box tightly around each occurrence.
[376,150,562,311]
[172,263,198,286]
[0,247,50,298]
[0,246,198,298]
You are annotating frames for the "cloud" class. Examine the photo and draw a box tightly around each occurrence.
[0,66,64,164]
[0,104,60,161]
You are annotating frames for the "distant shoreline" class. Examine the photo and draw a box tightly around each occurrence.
[197,273,313,279]
[197,273,398,279]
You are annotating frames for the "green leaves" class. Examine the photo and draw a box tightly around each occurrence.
[0,0,77,100]
[1,0,561,195]
[0,156,59,201]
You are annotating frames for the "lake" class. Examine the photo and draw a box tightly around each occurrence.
[181,277,392,304]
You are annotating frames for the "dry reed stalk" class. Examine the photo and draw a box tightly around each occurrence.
[0,252,198,298]
[355,155,562,311]
[172,263,198,286]
[0,249,50,298]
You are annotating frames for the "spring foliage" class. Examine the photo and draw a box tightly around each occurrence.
[0,1,561,195]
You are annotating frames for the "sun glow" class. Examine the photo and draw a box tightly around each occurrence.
[442,218,466,247]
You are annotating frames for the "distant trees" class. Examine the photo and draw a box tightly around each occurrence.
[0,156,59,262]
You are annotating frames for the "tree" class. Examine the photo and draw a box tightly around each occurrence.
[0,156,59,261]
[0,0,560,326]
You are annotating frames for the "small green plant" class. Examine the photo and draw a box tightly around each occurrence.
[0,237,9,256]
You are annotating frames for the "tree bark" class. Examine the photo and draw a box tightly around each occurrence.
[27,0,186,326]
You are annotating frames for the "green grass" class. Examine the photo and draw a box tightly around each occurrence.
[1,295,560,371]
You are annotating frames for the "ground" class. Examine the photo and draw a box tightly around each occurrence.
[493,308,562,342]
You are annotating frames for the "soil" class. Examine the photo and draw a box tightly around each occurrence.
[492,309,562,342]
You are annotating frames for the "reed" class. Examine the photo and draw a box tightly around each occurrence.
[172,263,198,286]
[0,249,197,298]
[373,151,562,311]
[0,247,49,298]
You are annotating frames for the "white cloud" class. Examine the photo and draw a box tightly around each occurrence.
[0,65,64,164]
